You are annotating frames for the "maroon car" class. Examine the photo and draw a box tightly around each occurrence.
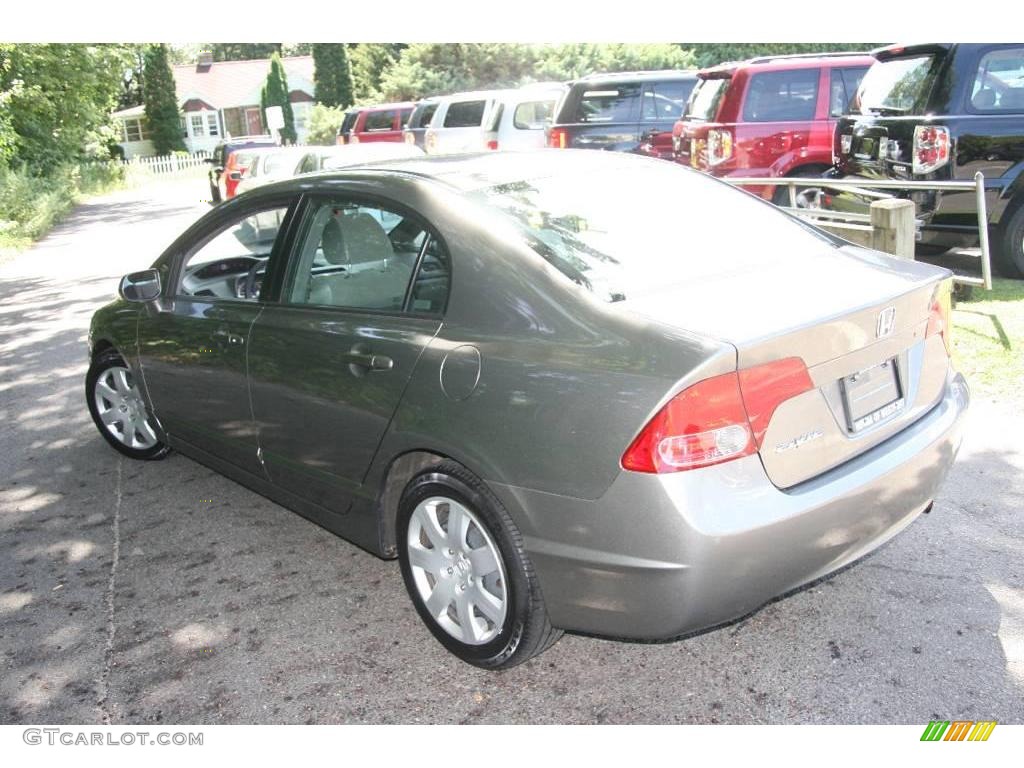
[673,52,873,205]
[340,102,416,145]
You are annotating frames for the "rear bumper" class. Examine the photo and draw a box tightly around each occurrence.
[491,371,969,640]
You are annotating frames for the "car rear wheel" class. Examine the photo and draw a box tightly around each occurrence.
[772,168,830,209]
[86,350,170,460]
[397,461,561,669]
[998,203,1024,279]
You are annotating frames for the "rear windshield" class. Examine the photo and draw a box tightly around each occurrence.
[856,54,940,114]
[513,99,556,129]
[573,83,642,123]
[686,77,730,120]
[641,80,694,121]
[444,100,487,128]
[364,109,396,131]
[467,162,833,303]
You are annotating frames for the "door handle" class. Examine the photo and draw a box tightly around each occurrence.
[212,329,245,346]
[345,352,393,371]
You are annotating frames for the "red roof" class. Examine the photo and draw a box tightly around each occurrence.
[172,56,315,110]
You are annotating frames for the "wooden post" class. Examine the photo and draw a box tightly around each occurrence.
[869,198,916,260]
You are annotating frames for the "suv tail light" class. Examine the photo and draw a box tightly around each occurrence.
[486,139,499,151]
[350,134,360,145]
[839,133,852,155]
[404,132,415,145]
[549,127,568,149]
[912,125,950,175]
[621,358,813,474]
[926,280,953,356]
[707,128,733,166]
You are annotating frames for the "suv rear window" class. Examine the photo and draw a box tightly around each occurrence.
[364,110,396,131]
[972,47,1024,112]
[686,77,730,120]
[411,102,438,128]
[340,110,359,135]
[573,83,641,123]
[513,99,556,129]
[641,80,694,121]
[856,54,940,114]
[444,100,487,128]
[742,69,819,122]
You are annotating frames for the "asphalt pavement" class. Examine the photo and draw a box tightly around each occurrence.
[0,179,1021,724]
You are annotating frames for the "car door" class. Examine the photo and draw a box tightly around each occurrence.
[246,193,450,514]
[136,195,298,475]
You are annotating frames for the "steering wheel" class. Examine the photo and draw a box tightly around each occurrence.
[242,259,267,299]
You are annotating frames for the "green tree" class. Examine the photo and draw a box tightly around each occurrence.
[350,43,405,101]
[260,52,296,144]
[143,44,185,155]
[312,43,354,108]
[0,44,129,169]
[305,103,347,145]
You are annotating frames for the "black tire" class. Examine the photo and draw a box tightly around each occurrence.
[998,203,1024,279]
[396,460,561,669]
[85,349,171,461]
[771,168,830,208]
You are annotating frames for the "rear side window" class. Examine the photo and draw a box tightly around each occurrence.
[444,100,487,128]
[686,77,730,120]
[573,83,642,123]
[829,66,869,116]
[641,80,694,121]
[742,69,819,122]
[971,48,1024,112]
[364,110,396,131]
[513,99,556,129]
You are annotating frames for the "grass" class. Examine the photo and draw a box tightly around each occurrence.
[0,161,127,261]
[951,277,1024,401]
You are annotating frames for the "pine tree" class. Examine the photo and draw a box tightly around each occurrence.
[260,52,296,144]
[143,44,185,155]
[312,43,354,109]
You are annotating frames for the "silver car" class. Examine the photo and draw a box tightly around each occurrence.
[89,150,968,669]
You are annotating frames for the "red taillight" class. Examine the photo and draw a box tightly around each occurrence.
[912,125,950,175]
[621,358,813,474]
[707,128,733,167]
[549,127,568,149]
[486,139,499,151]
[926,282,953,356]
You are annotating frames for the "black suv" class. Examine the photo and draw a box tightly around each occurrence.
[547,70,696,154]
[207,136,276,203]
[835,43,1024,277]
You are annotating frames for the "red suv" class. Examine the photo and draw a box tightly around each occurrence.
[673,53,873,204]
[341,102,415,145]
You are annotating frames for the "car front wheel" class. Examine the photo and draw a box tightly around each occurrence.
[397,461,561,669]
[86,350,170,460]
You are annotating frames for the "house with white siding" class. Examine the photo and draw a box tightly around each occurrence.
[112,52,316,159]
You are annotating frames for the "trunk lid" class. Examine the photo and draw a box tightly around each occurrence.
[622,243,951,488]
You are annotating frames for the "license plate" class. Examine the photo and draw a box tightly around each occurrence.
[840,359,904,433]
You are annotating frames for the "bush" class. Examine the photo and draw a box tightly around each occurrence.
[305,103,348,146]
[0,161,125,254]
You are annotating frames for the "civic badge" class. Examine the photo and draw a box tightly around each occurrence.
[876,306,896,338]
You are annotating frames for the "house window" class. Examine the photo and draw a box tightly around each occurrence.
[180,115,187,138]
[122,118,151,142]
[190,114,206,137]
[292,102,310,130]
[206,112,220,136]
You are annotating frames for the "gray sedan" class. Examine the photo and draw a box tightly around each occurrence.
[86,151,969,668]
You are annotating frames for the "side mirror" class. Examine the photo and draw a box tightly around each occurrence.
[119,269,161,303]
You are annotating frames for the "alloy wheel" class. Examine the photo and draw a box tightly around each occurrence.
[92,365,159,451]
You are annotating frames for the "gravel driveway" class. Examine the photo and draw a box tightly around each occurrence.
[1,180,1022,724]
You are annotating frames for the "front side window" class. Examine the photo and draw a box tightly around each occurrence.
[742,69,820,122]
[364,109,396,131]
[574,83,642,123]
[444,100,487,128]
[178,204,291,301]
[288,198,448,314]
[971,47,1024,112]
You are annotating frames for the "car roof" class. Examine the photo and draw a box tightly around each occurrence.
[359,101,417,111]
[700,52,873,77]
[573,70,696,85]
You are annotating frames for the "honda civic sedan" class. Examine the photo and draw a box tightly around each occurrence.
[86,150,969,668]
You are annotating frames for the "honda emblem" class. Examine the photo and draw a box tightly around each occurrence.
[876,306,896,338]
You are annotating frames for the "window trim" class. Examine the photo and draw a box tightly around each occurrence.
[278,190,451,319]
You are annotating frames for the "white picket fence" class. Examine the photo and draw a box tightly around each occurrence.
[122,152,211,176]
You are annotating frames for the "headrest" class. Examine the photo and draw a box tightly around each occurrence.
[321,217,346,265]
[337,212,395,266]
